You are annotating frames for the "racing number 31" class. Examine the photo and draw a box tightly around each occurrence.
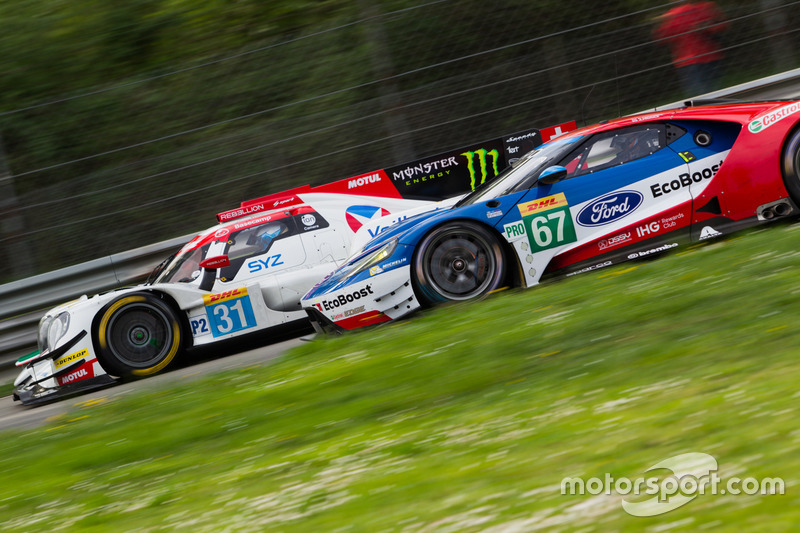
[203,288,257,337]
[519,193,577,252]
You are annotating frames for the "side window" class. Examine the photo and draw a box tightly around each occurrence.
[561,125,666,177]
[219,221,293,281]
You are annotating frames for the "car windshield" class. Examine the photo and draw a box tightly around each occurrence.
[154,245,209,284]
[458,135,581,206]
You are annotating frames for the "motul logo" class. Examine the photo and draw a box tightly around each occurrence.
[348,173,381,189]
[60,368,88,384]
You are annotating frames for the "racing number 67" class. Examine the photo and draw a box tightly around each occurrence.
[530,211,566,247]
[523,206,577,252]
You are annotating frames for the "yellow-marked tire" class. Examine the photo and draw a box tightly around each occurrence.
[95,293,183,378]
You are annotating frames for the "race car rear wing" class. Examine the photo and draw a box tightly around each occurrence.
[217,121,576,223]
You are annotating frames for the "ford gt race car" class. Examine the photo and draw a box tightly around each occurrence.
[302,99,800,332]
[12,123,574,405]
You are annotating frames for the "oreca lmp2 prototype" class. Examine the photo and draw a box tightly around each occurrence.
[13,123,574,405]
[302,100,800,332]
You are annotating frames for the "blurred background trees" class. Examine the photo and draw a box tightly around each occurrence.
[0,0,797,281]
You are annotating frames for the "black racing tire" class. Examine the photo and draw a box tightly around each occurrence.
[94,292,183,378]
[412,221,505,306]
[781,127,800,203]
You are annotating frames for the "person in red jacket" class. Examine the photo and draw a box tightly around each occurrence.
[654,1,729,96]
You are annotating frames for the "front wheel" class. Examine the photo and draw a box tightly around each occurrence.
[412,221,505,305]
[95,293,183,378]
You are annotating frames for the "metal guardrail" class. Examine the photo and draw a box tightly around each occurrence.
[2,69,800,376]
[0,234,192,371]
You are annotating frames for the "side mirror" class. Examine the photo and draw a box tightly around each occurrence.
[198,255,230,291]
[539,165,568,185]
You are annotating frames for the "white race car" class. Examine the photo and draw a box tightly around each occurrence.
[13,124,571,405]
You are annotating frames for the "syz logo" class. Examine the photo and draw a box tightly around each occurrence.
[577,191,643,227]
[462,149,500,191]
[247,254,285,273]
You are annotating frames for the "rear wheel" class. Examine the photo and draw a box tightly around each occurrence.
[412,222,505,305]
[781,128,800,203]
[95,293,183,378]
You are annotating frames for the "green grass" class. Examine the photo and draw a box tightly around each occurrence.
[2,224,800,531]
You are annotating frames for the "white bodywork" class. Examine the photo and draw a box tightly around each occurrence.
[14,191,435,402]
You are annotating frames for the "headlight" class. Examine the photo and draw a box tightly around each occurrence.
[38,312,70,352]
[346,239,398,278]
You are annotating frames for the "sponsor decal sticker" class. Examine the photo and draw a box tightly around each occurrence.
[381,257,408,270]
[344,305,365,317]
[486,209,503,219]
[247,254,285,273]
[54,349,88,369]
[628,242,678,259]
[345,205,391,233]
[462,149,500,191]
[315,286,374,312]
[699,226,722,240]
[369,265,384,276]
[58,365,94,386]
[598,232,632,251]
[516,193,577,252]
[577,191,643,227]
[203,288,248,305]
[301,214,316,226]
[749,101,800,133]
[347,172,381,189]
[566,261,613,277]
[393,156,459,182]
[650,162,723,198]
[636,221,661,238]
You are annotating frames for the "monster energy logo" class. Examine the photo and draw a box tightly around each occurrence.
[462,149,499,191]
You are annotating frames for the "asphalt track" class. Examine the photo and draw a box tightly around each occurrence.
[0,337,304,431]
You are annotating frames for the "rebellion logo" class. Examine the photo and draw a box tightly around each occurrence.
[577,191,643,227]
[462,149,500,191]
[315,286,374,312]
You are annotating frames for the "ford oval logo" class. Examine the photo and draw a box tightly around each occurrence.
[577,191,643,227]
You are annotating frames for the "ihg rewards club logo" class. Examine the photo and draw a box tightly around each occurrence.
[561,453,784,517]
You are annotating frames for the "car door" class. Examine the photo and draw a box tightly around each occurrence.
[494,123,693,286]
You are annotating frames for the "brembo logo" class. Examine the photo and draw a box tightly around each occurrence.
[316,286,374,311]
[577,191,643,227]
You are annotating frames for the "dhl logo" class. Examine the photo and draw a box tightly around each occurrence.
[203,288,248,305]
[517,193,568,216]
[54,348,88,369]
